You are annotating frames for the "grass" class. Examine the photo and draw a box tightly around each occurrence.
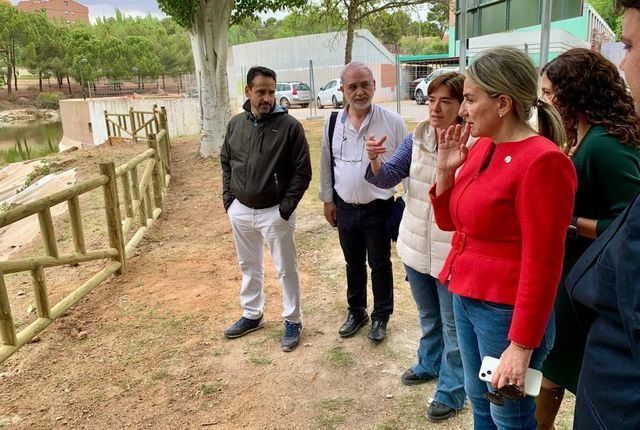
[151,370,169,380]
[327,346,354,367]
[201,382,224,397]
[248,355,272,365]
[315,397,355,429]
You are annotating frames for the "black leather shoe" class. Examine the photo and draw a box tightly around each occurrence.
[426,400,456,422]
[401,368,436,386]
[368,319,387,343]
[338,312,369,338]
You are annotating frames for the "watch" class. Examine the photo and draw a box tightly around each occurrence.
[567,216,578,240]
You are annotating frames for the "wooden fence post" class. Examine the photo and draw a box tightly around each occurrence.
[147,134,165,207]
[160,106,172,173]
[0,272,17,346]
[104,110,111,145]
[129,107,137,144]
[153,104,160,134]
[67,195,86,254]
[100,162,126,275]
[38,208,58,259]
[131,165,147,227]
[31,265,51,319]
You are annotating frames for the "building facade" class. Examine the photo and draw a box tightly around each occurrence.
[448,0,615,66]
[16,0,89,25]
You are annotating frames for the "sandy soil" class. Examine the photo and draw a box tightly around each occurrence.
[0,122,575,429]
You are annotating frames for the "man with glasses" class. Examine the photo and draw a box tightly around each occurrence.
[319,62,408,343]
[566,2,640,427]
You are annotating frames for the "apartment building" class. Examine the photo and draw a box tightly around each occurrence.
[16,0,90,25]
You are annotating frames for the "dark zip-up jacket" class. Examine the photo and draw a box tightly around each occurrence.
[220,100,312,220]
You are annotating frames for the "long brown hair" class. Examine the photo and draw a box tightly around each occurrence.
[541,48,640,148]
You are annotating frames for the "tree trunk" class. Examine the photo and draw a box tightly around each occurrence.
[6,63,12,96]
[162,74,165,89]
[344,0,360,64]
[66,75,72,95]
[39,71,43,92]
[190,0,233,157]
[11,41,17,91]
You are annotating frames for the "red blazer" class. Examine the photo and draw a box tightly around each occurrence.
[430,136,577,348]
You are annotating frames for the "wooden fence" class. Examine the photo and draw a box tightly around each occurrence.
[104,105,166,145]
[0,108,172,364]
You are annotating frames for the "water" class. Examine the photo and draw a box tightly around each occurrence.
[0,121,63,165]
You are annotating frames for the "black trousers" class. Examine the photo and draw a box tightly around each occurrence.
[335,195,393,322]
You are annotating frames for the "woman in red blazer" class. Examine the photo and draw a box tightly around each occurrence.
[430,47,577,429]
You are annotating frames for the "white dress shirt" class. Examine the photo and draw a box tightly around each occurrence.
[319,104,408,204]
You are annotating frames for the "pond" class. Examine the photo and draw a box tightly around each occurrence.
[0,120,62,165]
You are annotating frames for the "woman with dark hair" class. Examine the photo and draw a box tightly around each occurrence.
[431,46,576,428]
[365,72,467,422]
[538,47,640,428]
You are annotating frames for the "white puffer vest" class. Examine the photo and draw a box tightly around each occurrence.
[395,119,453,277]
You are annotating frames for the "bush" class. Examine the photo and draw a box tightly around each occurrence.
[36,92,65,109]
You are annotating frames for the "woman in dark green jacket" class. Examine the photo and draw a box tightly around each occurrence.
[537,48,640,428]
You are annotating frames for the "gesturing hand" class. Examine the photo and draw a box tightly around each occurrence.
[437,123,470,172]
[366,134,387,161]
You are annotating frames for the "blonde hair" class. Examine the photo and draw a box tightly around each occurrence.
[466,46,567,147]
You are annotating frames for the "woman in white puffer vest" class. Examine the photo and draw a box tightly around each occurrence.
[365,72,470,422]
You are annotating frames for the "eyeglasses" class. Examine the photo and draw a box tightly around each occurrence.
[483,384,524,407]
[336,121,371,163]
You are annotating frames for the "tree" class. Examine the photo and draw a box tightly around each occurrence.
[326,0,448,64]
[589,0,623,38]
[364,10,412,49]
[157,0,306,157]
[0,3,30,95]
[425,1,450,40]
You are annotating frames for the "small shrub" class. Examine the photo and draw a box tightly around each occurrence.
[35,92,65,109]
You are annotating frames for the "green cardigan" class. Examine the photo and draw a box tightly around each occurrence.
[543,125,640,393]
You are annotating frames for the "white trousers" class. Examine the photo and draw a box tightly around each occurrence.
[227,200,302,323]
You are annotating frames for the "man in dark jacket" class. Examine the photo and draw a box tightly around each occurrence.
[567,2,640,428]
[220,66,311,352]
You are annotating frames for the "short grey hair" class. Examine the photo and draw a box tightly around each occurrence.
[340,62,374,82]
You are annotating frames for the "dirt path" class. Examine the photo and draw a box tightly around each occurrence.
[0,123,574,429]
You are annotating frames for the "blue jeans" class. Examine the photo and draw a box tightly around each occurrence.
[453,295,555,430]
[404,265,466,410]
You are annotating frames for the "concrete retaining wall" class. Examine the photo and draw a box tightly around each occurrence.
[59,96,201,149]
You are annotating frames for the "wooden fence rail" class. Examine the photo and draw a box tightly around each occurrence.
[0,107,173,364]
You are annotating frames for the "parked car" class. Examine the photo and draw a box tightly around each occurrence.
[316,79,343,109]
[408,77,425,100]
[276,81,311,109]
[414,66,459,105]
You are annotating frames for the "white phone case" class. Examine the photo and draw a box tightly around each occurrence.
[478,356,543,397]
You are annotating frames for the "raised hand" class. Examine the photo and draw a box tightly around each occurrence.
[437,123,470,172]
[366,134,387,161]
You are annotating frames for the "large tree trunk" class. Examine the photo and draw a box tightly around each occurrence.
[66,75,72,95]
[190,0,233,157]
[39,71,43,92]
